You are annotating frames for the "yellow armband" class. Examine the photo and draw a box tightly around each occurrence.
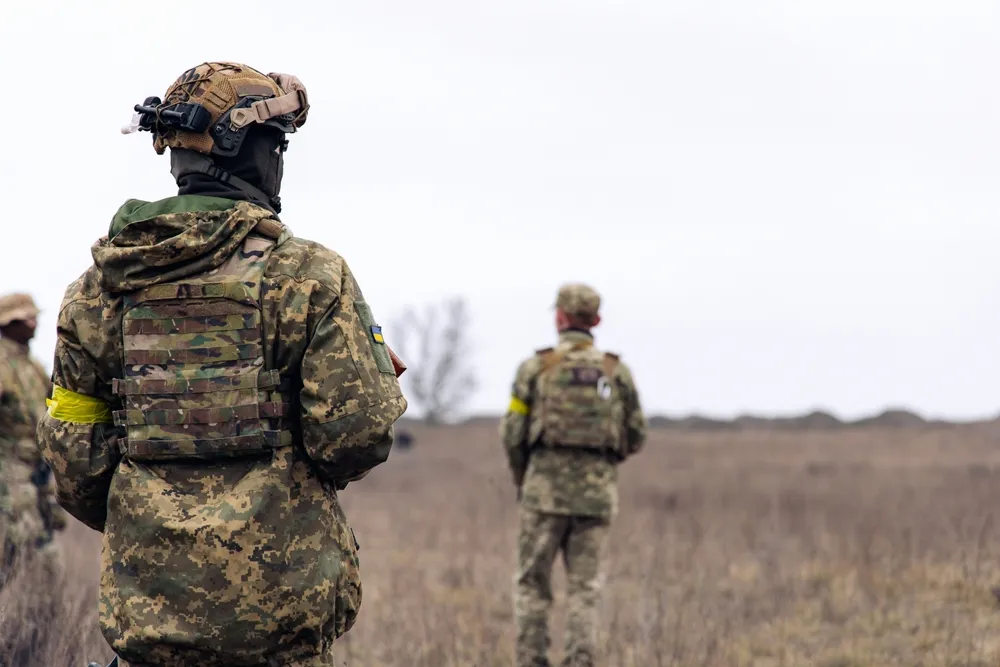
[46,386,113,424]
[508,396,530,416]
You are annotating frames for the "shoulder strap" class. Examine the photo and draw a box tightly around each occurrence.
[540,349,564,373]
[539,340,599,381]
[602,352,620,378]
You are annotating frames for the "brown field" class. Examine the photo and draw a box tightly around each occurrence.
[4,421,1000,667]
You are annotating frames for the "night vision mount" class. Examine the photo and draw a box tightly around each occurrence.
[122,96,211,135]
[121,96,295,157]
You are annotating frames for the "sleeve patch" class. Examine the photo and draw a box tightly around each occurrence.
[354,301,394,374]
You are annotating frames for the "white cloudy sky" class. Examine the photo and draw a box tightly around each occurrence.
[1,0,996,420]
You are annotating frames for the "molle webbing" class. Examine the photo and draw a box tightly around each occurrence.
[113,401,287,426]
[112,369,280,395]
[127,282,257,302]
[121,430,293,460]
[535,340,620,451]
[115,235,291,462]
[123,312,256,335]
[125,344,261,366]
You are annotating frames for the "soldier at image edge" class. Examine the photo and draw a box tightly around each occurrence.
[36,62,408,667]
[0,292,67,583]
[500,283,647,667]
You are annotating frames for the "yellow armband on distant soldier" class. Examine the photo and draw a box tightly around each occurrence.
[46,386,113,424]
[508,396,529,416]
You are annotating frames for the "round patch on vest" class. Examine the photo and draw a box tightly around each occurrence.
[597,376,612,400]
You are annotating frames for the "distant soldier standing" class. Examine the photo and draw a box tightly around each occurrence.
[0,293,66,580]
[37,62,407,667]
[500,283,647,667]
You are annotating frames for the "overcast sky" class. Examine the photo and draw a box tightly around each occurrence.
[1,0,996,420]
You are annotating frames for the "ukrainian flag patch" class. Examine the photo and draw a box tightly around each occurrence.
[371,325,385,344]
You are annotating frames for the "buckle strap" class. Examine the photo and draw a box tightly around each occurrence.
[112,369,282,396]
[263,430,294,447]
[125,431,293,461]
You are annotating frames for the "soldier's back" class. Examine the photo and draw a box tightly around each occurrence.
[519,335,632,521]
[53,200,389,666]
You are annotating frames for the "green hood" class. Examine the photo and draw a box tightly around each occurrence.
[94,195,277,293]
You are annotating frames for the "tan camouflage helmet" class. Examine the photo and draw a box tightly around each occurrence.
[0,293,40,327]
[133,62,309,157]
[555,283,601,318]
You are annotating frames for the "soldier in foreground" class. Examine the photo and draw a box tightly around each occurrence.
[0,293,66,581]
[500,284,647,667]
[37,62,407,667]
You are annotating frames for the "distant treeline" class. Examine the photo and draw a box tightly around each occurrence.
[418,408,997,430]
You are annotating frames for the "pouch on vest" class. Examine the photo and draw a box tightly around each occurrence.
[112,235,292,462]
[535,341,623,453]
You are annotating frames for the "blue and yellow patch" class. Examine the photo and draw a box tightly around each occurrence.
[371,325,385,344]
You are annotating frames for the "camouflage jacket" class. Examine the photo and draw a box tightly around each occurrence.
[36,195,407,667]
[499,330,647,519]
[0,336,65,546]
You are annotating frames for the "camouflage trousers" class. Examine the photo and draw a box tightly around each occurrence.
[514,508,610,667]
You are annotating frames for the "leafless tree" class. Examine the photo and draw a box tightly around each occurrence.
[390,297,478,425]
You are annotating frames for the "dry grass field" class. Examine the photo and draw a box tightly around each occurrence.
[4,421,1000,666]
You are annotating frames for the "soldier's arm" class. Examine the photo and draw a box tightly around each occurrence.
[36,296,121,532]
[0,362,37,462]
[0,365,16,454]
[298,260,407,489]
[618,363,647,458]
[22,356,67,531]
[499,358,537,488]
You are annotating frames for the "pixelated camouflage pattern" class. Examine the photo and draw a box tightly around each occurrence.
[500,330,647,519]
[515,507,609,667]
[152,62,306,157]
[36,194,406,667]
[555,283,600,317]
[0,337,66,567]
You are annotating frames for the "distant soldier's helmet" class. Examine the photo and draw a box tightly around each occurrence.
[123,62,309,157]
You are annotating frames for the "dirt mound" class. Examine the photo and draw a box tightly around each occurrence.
[852,408,927,428]
[455,407,977,431]
[785,410,844,430]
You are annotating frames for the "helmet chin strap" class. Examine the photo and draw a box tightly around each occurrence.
[170,149,282,214]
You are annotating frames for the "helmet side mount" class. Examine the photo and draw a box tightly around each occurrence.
[122,96,212,136]
[122,96,296,157]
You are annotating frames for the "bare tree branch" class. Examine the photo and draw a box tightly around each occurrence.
[389,297,478,424]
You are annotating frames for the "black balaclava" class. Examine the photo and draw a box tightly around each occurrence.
[174,126,286,214]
